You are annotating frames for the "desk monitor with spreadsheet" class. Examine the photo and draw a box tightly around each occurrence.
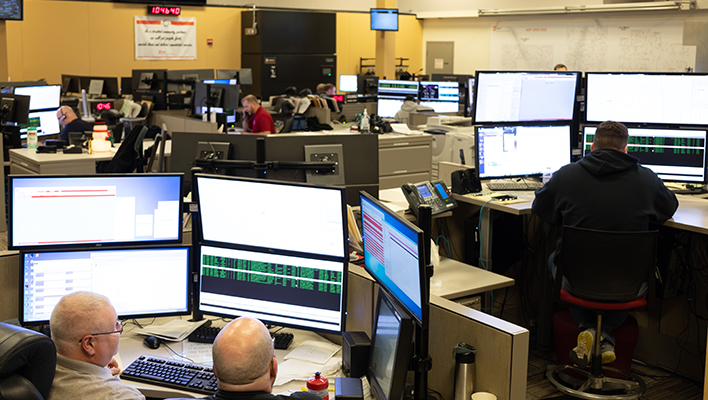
[585,72,708,126]
[195,174,348,333]
[13,85,61,111]
[473,71,579,124]
[377,79,419,119]
[583,126,707,183]
[20,110,61,138]
[475,124,572,180]
[419,81,460,114]
[20,247,190,325]
[8,174,183,250]
[368,288,414,400]
[360,191,425,324]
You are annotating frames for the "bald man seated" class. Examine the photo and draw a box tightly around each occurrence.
[169,317,322,400]
[56,105,92,142]
[241,95,274,135]
[47,292,145,400]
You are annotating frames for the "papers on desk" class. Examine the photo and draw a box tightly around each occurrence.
[275,340,342,386]
[133,318,209,342]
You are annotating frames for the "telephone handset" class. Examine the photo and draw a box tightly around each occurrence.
[401,180,459,217]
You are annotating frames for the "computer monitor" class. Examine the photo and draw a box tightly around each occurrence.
[368,288,415,400]
[20,110,61,138]
[371,8,398,31]
[360,191,425,323]
[585,72,708,126]
[419,81,460,113]
[20,246,191,325]
[0,0,22,20]
[473,71,579,124]
[193,81,241,112]
[121,77,133,95]
[77,76,120,98]
[8,174,184,250]
[377,80,419,119]
[13,85,61,111]
[582,126,707,183]
[475,124,572,180]
[195,174,348,333]
[467,77,475,116]
[339,75,358,93]
[0,93,30,124]
[216,69,253,86]
[166,69,215,92]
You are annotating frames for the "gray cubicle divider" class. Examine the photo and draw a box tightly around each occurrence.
[347,267,528,400]
[171,132,379,206]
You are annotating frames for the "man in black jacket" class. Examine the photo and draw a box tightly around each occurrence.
[169,317,322,400]
[532,120,678,368]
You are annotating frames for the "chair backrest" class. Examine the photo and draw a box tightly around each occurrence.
[96,125,148,173]
[557,226,658,303]
[0,323,57,400]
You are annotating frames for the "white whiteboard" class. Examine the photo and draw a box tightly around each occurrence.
[489,20,696,72]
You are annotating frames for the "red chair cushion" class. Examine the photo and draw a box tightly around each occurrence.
[560,288,646,310]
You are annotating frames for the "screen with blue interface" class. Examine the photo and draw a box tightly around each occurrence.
[474,71,578,123]
[585,73,708,125]
[360,191,423,323]
[21,247,190,324]
[377,80,419,118]
[9,174,183,249]
[419,81,459,113]
[476,125,572,180]
[195,174,348,333]
[583,126,707,183]
[371,8,398,31]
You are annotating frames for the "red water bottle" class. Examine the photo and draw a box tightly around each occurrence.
[307,372,329,400]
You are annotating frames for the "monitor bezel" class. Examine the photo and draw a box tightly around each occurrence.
[581,123,708,184]
[8,173,185,251]
[584,71,708,126]
[472,70,580,125]
[370,8,399,32]
[368,287,415,400]
[13,84,62,112]
[360,190,426,325]
[194,173,349,334]
[18,245,192,326]
[474,123,574,181]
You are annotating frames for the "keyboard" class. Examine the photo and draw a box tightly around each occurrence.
[486,181,543,191]
[188,325,294,350]
[121,355,217,395]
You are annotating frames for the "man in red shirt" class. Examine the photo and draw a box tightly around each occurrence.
[242,95,274,135]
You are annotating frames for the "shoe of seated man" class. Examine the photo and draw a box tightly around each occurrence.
[569,329,595,369]
[600,340,616,364]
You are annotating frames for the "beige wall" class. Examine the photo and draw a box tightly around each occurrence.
[5,1,423,88]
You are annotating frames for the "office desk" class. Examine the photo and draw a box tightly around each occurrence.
[9,140,172,175]
[431,257,515,300]
[117,318,340,399]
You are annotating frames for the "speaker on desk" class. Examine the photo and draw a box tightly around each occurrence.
[342,331,370,378]
[451,168,481,194]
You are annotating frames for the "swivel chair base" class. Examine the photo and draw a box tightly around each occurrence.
[546,364,646,400]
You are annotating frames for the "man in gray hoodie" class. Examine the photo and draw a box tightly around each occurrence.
[394,95,432,125]
[532,120,678,368]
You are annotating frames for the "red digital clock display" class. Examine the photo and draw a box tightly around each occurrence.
[148,5,182,16]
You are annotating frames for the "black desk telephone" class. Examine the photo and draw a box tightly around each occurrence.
[401,180,459,217]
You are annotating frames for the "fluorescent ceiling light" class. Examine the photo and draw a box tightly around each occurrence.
[478,1,687,16]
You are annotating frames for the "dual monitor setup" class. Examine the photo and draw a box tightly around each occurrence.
[1,84,62,138]
[12,172,430,400]
[470,70,708,185]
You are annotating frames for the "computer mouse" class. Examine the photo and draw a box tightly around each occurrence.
[144,335,161,349]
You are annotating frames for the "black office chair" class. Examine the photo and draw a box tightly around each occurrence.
[546,226,658,400]
[0,323,57,400]
[96,125,148,173]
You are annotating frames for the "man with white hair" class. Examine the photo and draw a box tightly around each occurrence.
[170,317,322,400]
[47,291,144,400]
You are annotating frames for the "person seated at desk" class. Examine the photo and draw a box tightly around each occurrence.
[48,291,145,400]
[394,95,432,125]
[57,105,92,142]
[169,317,321,400]
[553,63,568,71]
[321,83,336,98]
[242,95,274,135]
[532,120,678,369]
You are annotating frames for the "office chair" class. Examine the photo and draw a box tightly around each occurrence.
[119,100,152,141]
[96,125,148,173]
[546,226,657,400]
[0,323,57,400]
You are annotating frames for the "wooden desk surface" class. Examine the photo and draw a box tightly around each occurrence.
[453,192,534,215]
[431,257,515,299]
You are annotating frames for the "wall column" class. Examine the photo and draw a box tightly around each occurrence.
[375,0,396,80]
[0,22,8,81]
